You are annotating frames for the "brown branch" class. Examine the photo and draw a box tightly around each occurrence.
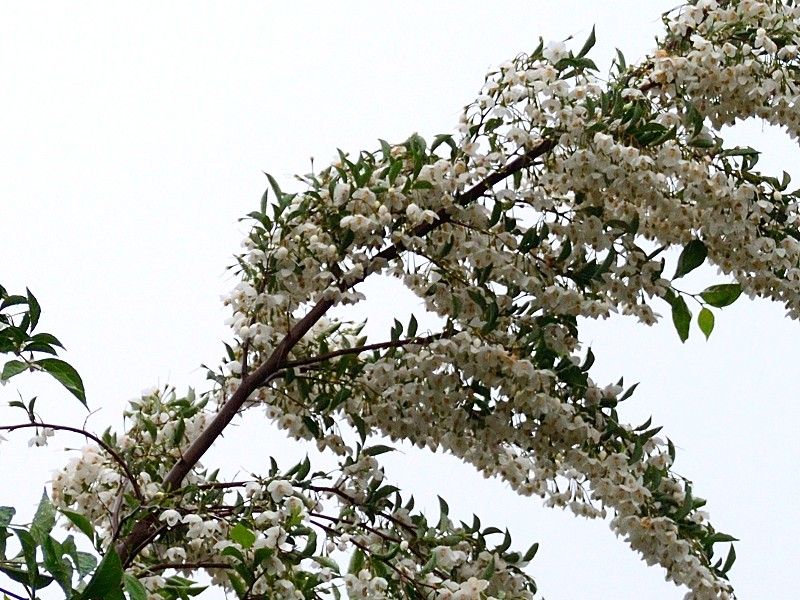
[310,520,439,592]
[371,140,556,269]
[194,480,251,490]
[0,422,143,502]
[141,560,231,574]
[116,138,556,566]
[281,332,446,372]
[308,485,416,534]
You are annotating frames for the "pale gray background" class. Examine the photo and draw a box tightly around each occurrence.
[1,2,797,598]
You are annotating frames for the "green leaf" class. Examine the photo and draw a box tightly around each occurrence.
[348,548,365,575]
[312,556,340,573]
[497,529,512,553]
[721,544,736,574]
[80,548,123,599]
[362,445,396,457]
[688,136,716,148]
[74,551,98,578]
[700,283,742,308]
[438,496,449,518]
[13,528,40,586]
[522,541,539,563]
[220,545,245,563]
[0,295,27,310]
[229,523,256,549]
[577,25,596,58]
[671,295,691,343]
[0,564,52,590]
[706,532,739,544]
[266,173,283,203]
[31,489,56,545]
[123,573,148,600]
[698,307,715,340]
[0,506,14,528]
[419,554,438,576]
[60,509,96,543]
[26,289,41,331]
[718,146,760,158]
[42,536,73,599]
[387,160,402,185]
[557,238,572,262]
[1,360,27,381]
[407,314,418,337]
[481,556,496,580]
[673,239,708,279]
[614,48,626,72]
[34,358,86,406]
[228,573,247,597]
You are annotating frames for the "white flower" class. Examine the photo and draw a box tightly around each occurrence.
[543,40,568,63]
[159,509,182,527]
[266,479,294,503]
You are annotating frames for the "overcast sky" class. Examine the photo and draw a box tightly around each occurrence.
[1,2,798,599]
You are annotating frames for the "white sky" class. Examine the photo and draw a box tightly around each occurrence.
[1,2,798,599]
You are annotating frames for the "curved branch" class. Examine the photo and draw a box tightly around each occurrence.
[0,422,143,502]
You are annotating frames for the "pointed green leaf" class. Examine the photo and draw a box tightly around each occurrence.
[31,489,56,544]
[123,573,148,600]
[721,544,736,574]
[14,528,39,585]
[671,295,691,343]
[522,541,539,563]
[698,307,714,340]
[363,445,396,457]
[407,314,418,337]
[700,283,742,308]
[229,523,256,549]
[673,239,708,279]
[259,188,269,214]
[25,289,41,331]
[81,548,123,599]
[74,551,98,578]
[577,26,596,58]
[0,506,15,528]
[34,358,86,406]
[1,360,27,381]
[42,535,72,599]
[0,295,27,310]
[348,548,365,575]
[60,509,96,542]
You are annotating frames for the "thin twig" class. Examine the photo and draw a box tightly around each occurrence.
[282,332,446,371]
[0,585,27,600]
[0,422,143,501]
[141,560,231,574]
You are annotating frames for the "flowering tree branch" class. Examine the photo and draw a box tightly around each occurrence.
[9,3,800,598]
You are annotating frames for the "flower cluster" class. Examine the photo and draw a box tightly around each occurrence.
[52,401,539,599]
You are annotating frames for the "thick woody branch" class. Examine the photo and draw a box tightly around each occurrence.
[116,139,555,566]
